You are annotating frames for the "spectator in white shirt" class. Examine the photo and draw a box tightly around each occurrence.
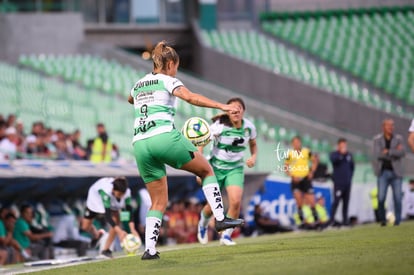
[0,127,18,161]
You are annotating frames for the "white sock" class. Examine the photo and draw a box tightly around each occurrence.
[222,227,234,238]
[145,210,163,255]
[199,210,212,228]
[202,176,224,221]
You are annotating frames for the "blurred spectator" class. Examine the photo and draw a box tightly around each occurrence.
[13,204,54,260]
[315,193,330,228]
[71,130,87,160]
[34,133,53,159]
[85,139,94,160]
[6,114,16,128]
[404,179,414,220]
[0,120,6,141]
[2,212,27,263]
[111,143,120,161]
[90,123,112,163]
[373,119,405,226]
[55,139,71,160]
[369,187,380,223]
[47,201,90,257]
[0,127,18,161]
[15,119,25,137]
[165,201,187,244]
[183,199,200,243]
[329,138,354,226]
[254,205,292,234]
[408,119,414,153]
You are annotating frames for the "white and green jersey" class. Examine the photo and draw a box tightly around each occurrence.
[130,73,183,143]
[86,177,131,213]
[209,118,257,170]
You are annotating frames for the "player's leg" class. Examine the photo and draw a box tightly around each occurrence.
[163,131,243,232]
[142,177,168,260]
[133,138,167,260]
[330,186,341,225]
[220,168,244,245]
[180,152,243,232]
[390,175,403,225]
[293,185,304,224]
[101,211,120,257]
[80,210,102,246]
[197,167,224,244]
[377,171,389,226]
[303,179,318,224]
[198,203,212,244]
[342,186,351,225]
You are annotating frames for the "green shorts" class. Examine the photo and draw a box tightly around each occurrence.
[133,129,197,183]
[212,165,244,190]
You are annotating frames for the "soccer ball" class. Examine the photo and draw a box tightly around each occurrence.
[181,117,211,146]
[121,234,142,255]
[386,211,396,226]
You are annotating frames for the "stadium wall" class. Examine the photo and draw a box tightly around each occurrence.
[0,13,84,63]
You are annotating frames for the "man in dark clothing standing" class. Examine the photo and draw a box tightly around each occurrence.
[329,138,354,226]
[373,119,405,226]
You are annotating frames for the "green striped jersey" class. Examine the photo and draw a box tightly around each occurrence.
[130,73,183,142]
[209,118,257,170]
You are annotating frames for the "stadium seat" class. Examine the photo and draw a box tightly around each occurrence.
[261,7,414,107]
[201,28,414,119]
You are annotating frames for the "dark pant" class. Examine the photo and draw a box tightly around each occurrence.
[378,170,402,225]
[330,184,351,224]
[54,240,89,257]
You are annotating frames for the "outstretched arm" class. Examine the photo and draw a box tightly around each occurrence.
[173,86,239,113]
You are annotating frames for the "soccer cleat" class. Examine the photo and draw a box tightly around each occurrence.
[197,225,209,245]
[101,249,113,259]
[220,235,236,246]
[141,250,160,260]
[215,217,244,233]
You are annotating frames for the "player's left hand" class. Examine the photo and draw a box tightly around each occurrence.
[246,157,256,168]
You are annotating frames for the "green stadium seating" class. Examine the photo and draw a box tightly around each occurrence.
[202,29,413,119]
[13,53,376,171]
[261,8,414,107]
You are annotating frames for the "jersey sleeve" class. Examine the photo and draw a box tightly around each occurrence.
[409,119,414,132]
[98,189,111,209]
[209,121,223,140]
[166,77,184,94]
[249,124,257,140]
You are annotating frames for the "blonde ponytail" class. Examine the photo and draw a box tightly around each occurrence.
[152,41,179,71]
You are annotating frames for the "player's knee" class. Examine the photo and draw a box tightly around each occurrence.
[198,167,214,180]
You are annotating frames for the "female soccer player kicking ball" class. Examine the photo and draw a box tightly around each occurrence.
[197,97,257,245]
[128,41,244,260]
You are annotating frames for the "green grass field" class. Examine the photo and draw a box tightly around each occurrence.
[25,222,414,275]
